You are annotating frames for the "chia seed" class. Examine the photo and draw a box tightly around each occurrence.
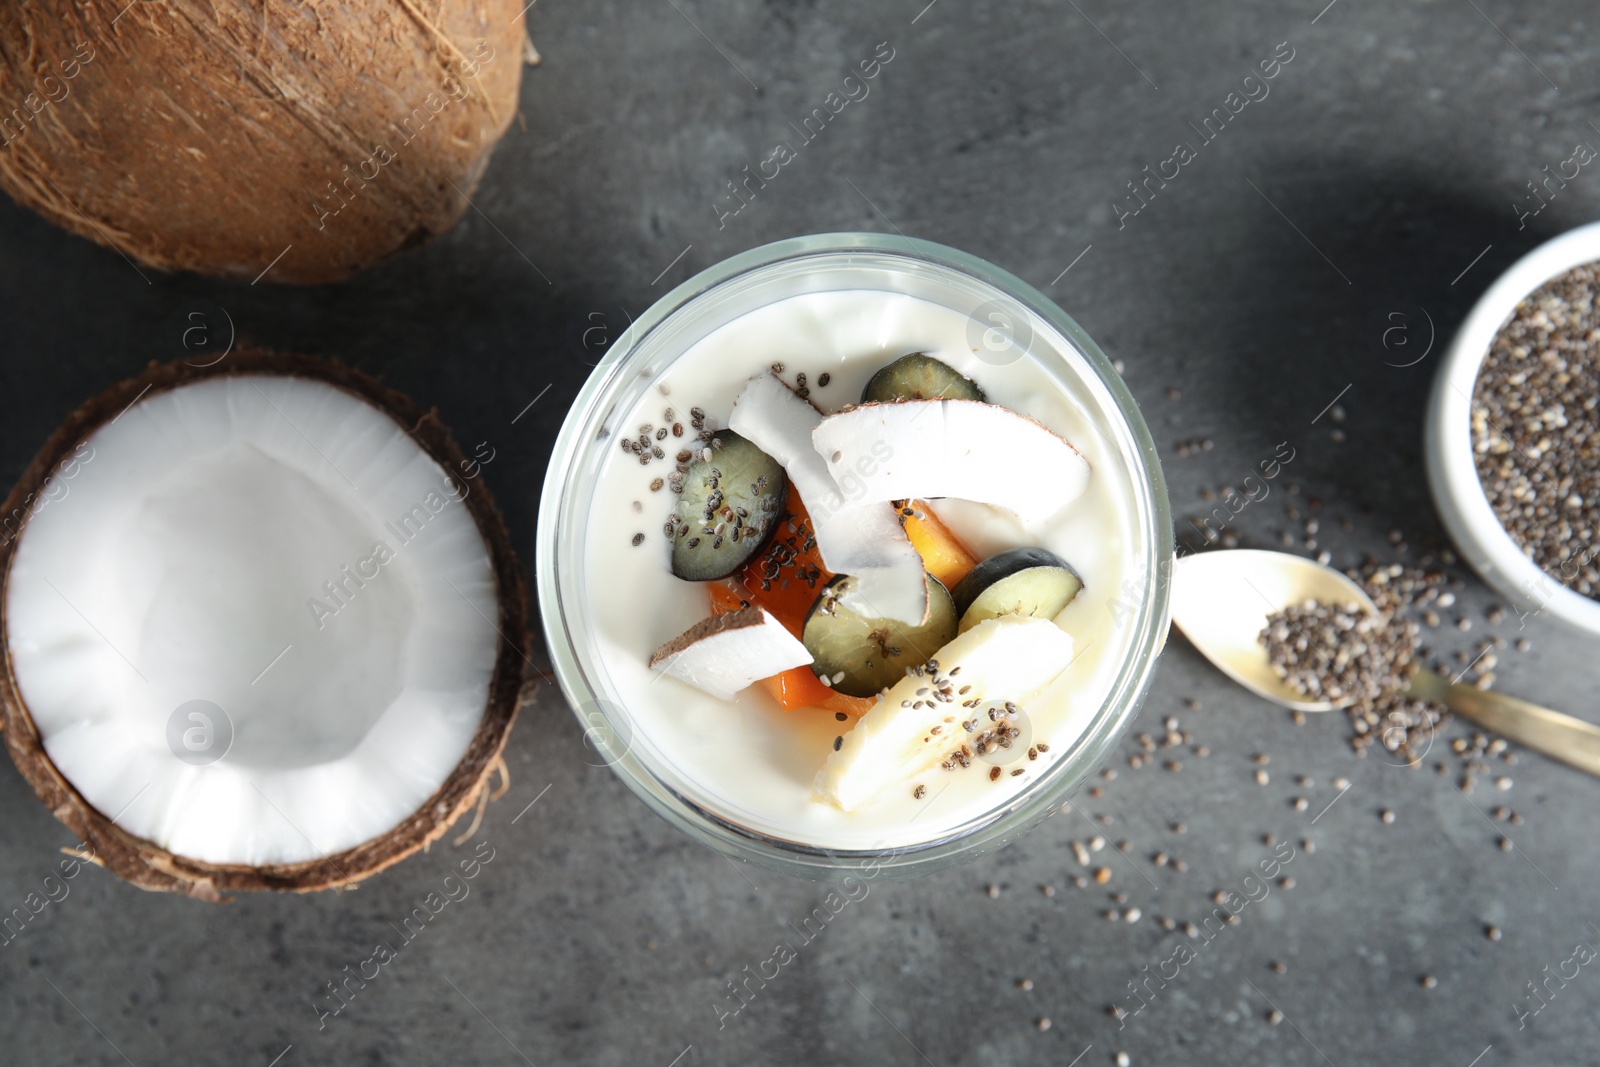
[1472,261,1600,597]
[1259,598,1419,703]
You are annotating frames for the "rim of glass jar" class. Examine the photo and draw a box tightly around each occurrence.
[537,233,1173,880]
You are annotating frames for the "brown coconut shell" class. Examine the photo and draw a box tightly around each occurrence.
[0,0,528,283]
[0,350,533,899]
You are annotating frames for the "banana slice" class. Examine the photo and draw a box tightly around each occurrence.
[814,615,1075,811]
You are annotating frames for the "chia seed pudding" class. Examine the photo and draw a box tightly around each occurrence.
[580,290,1146,850]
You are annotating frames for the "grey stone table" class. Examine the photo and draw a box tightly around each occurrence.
[2,2,1598,1064]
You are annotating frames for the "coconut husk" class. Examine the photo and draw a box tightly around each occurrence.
[0,0,528,283]
[0,349,533,899]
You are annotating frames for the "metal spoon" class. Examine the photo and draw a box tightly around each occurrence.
[1171,548,1600,777]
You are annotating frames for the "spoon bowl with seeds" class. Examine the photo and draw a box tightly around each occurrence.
[1172,549,1600,777]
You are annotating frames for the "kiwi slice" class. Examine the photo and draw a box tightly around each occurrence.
[951,547,1083,632]
[861,353,986,404]
[668,429,787,581]
[802,572,958,697]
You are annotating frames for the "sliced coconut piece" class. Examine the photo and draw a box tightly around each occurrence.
[650,606,813,701]
[814,615,1074,811]
[813,504,928,625]
[730,372,927,624]
[811,399,1091,525]
[0,353,528,897]
[728,371,835,508]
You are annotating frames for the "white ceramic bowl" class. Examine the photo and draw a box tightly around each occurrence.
[1425,221,1600,636]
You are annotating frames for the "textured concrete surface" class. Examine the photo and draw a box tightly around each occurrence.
[3,1,1600,1064]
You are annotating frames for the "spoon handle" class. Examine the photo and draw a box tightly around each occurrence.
[1410,667,1600,778]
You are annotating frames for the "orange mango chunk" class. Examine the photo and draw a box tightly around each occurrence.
[737,484,832,637]
[898,499,977,588]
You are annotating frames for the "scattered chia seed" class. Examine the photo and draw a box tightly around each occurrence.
[631,533,645,546]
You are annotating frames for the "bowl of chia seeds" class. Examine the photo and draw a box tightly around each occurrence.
[1426,221,1600,636]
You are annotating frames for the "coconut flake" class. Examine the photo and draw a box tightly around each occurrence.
[728,371,833,505]
[649,606,813,701]
[729,373,927,624]
[811,399,1091,525]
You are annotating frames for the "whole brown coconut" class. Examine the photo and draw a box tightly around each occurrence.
[0,1,527,283]
[0,351,535,899]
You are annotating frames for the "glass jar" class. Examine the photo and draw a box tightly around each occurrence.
[538,233,1172,880]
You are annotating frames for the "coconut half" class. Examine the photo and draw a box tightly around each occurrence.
[0,352,529,899]
[812,399,1092,525]
[728,372,927,624]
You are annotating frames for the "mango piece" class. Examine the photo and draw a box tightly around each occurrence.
[898,499,977,588]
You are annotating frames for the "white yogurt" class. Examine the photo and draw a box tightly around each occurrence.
[582,290,1140,850]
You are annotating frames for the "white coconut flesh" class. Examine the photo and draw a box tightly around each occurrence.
[5,376,499,867]
[812,399,1092,525]
[728,372,927,624]
[649,605,812,701]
